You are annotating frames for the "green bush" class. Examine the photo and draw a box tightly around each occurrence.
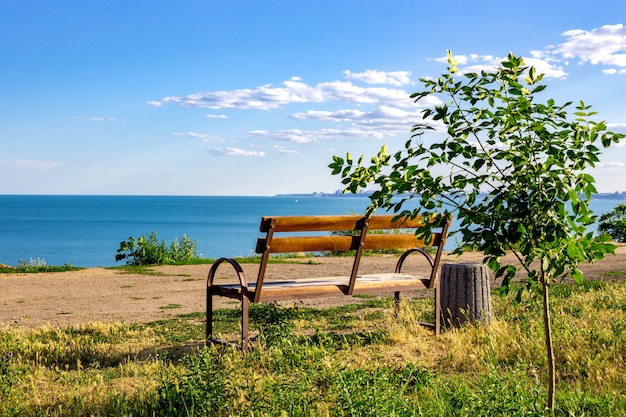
[115,232,198,265]
[598,203,626,242]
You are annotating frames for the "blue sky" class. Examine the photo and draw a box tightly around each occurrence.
[2,1,626,196]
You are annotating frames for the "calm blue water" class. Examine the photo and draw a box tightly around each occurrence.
[0,195,623,267]
[0,195,374,267]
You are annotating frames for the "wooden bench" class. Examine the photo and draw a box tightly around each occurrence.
[206,213,451,350]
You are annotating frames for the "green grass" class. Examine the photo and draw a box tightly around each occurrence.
[0,257,82,274]
[159,304,183,310]
[0,264,82,274]
[1,280,626,416]
[602,270,626,277]
[0,254,324,275]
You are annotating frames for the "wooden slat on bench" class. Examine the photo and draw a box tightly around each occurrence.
[362,233,442,250]
[350,273,430,294]
[256,233,443,254]
[256,278,348,301]
[259,214,427,233]
[214,277,348,301]
[256,235,360,253]
[260,215,363,233]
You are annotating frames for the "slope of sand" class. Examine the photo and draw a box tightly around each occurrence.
[1,247,625,328]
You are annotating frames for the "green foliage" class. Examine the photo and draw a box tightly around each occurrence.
[115,231,198,265]
[330,51,624,413]
[597,203,626,242]
[331,51,621,292]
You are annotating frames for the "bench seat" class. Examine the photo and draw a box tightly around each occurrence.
[211,273,430,302]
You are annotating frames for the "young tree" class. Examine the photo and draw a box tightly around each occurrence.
[330,52,622,414]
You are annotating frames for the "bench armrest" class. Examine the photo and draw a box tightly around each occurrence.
[395,248,437,288]
[207,257,248,288]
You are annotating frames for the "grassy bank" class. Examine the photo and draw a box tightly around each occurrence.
[1,279,625,416]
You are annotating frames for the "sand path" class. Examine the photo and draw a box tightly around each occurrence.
[2,247,625,328]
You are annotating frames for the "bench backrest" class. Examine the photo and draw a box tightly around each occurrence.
[252,214,451,302]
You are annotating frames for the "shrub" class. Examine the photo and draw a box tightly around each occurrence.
[597,203,626,242]
[115,232,198,265]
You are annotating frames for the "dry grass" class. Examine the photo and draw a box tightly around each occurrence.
[1,279,625,416]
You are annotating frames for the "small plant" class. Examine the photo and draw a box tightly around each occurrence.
[0,258,80,274]
[115,232,198,265]
[24,257,46,267]
[597,203,626,242]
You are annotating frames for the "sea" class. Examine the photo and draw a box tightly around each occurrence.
[1,194,624,268]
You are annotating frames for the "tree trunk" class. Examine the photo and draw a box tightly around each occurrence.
[541,270,556,415]
[440,263,492,328]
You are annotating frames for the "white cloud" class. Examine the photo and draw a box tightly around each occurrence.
[603,68,626,75]
[291,109,368,122]
[343,69,413,86]
[434,53,496,66]
[428,23,626,80]
[319,80,411,106]
[249,126,393,143]
[147,24,626,156]
[148,75,414,110]
[272,145,299,155]
[74,116,126,122]
[523,56,568,79]
[209,147,265,157]
[250,129,318,143]
[290,105,425,123]
[0,159,58,171]
[595,161,626,170]
[288,105,432,139]
[172,131,216,141]
[608,122,626,132]
[554,24,626,67]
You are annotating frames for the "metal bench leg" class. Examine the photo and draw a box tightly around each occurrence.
[434,287,441,335]
[206,290,213,343]
[241,296,249,352]
[394,291,401,318]
[416,288,441,334]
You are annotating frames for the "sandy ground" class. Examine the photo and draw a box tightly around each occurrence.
[2,246,625,329]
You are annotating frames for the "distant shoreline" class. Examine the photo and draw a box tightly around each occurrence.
[276,192,626,200]
[1,192,625,200]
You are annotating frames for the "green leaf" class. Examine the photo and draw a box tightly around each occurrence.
[566,243,581,259]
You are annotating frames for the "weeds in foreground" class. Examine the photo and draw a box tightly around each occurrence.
[1,280,625,416]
